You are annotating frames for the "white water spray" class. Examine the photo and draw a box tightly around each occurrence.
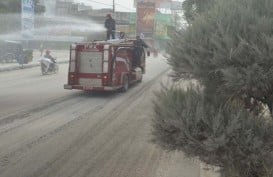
[0,7,106,42]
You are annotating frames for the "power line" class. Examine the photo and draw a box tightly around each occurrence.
[113,0,115,12]
[85,0,135,11]
[115,2,135,11]
[86,0,112,7]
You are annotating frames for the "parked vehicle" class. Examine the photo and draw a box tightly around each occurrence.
[64,38,150,92]
[0,40,33,64]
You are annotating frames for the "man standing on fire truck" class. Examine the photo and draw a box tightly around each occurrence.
[133,35,148,68]
[104,14,116,40]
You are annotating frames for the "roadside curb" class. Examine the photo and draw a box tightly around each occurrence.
[0,60,69,73]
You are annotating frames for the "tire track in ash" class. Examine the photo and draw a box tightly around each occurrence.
[0,92,116,168]
[26,69,169,177]
[0,69,169,177]
[0,92,82,126]
[0,90,116,135]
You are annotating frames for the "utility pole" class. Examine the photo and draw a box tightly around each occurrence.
[113,0,115,13]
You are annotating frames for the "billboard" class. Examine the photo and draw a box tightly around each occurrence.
[155,13,171,39]
[22,0,34,38]
[136,2,155,36]
[134,0,172,8]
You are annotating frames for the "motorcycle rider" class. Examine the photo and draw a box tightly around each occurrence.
[43,50,56,73]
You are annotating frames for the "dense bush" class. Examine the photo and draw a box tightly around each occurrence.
[168,0,273,114]
[153,87,273,177]
[153,0,273,176]
[182,0,215,23]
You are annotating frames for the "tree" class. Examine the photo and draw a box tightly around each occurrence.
[0,0,45,14]
[153,0,273,176]
[0,0,45,34]
[169,0,273,115]
[182,0,215,23]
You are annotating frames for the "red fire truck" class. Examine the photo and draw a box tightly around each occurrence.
[64,39,149,92]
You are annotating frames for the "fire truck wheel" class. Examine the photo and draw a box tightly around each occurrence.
[121,75,129,92]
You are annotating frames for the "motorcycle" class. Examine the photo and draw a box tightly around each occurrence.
[39,57,59,75]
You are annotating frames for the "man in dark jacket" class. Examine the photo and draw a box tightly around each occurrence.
[104,14,116,40]
[132,36,148,68]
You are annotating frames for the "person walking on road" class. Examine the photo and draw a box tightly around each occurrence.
[104,14,116,40]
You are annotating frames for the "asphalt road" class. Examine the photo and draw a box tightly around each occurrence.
[0,54,200,177]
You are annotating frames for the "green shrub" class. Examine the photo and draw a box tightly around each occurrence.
[168,0,273,114]
[154,0,273,175]
[153,87,273,177]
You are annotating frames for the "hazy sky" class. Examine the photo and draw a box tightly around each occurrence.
[73,0,136,12]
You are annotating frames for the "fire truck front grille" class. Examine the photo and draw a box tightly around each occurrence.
[79,78,102,87]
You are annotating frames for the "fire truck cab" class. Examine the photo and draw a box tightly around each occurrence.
[64,39,149,92]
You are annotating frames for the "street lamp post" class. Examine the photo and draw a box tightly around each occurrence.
[113,0,115,13]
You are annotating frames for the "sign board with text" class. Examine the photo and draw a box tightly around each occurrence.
[136,2,155,36]
[134,0,172,8]
[22,0,34,38]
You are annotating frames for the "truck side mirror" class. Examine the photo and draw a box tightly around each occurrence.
[147,51,150,57]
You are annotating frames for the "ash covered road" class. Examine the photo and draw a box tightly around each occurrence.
[0,54,200,177]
